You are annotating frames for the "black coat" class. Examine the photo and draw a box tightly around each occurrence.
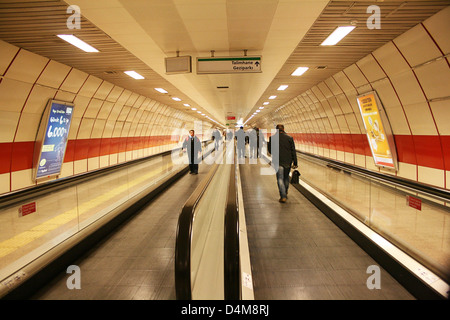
[268,131,297,168]
[182,135,202,164]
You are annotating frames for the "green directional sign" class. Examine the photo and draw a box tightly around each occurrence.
[197,56,262,74]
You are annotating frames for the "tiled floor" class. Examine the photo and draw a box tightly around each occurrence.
[30,163,213,300]
[240,162,415,300]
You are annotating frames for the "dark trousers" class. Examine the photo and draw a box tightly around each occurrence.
[189,163,198,173]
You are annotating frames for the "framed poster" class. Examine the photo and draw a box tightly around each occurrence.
[356,91,398,171]
[33,100,74,180]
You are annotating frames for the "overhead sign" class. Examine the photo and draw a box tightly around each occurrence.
[197,56,261,74]
[226,116,236,121]
[356,91,398,170]
[33,100,74,180]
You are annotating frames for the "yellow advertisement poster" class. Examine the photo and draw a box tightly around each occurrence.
[357,92,397,170]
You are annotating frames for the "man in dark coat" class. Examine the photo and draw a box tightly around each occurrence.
[268,124,298,203]
[182,130,202,174]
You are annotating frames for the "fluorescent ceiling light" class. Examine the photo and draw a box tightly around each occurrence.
[321,26,355,46]
[197,111,201,113]
[259,107,264,109]
[124,71,144,80]
[191,108,197,111]
[172,97,181,101]
[291,67,309,76]
[269,95,277,99]
[183,103,190,107]
[263,102,269,105]
[155,88,168,93]
[277,85,288,91]
[57,34,99,52]
[256,110,260,113]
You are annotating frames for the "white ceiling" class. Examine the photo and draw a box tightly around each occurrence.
[65,0,329,125]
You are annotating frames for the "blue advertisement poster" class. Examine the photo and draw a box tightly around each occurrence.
[35,100,74,179]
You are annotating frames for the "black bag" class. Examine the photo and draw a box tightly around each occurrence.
[291,170,301,184]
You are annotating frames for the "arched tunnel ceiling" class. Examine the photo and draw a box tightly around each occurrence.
[0,0,448,126]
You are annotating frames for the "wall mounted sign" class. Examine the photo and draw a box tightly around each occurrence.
[197,56,262,74]
[356,91,398,170]
[33,100,74,180]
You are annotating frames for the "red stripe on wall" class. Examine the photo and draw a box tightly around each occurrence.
[0,142,13,174]
[1,134,448,175]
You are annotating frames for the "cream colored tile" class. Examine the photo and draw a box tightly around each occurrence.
[109,154,118,166]
[93,81,114,101]
[371,78,400,110]
[403,102,438,135]
[97,101,114,120]
[397,162,417,182]
[344,64,368,88]
[5,49,48,84]
[83,98,103,119]
[106,86,124,103]
[73,159,87,175]
[356,54,385,82]
[336,93,353,114]
[60,69,88,94]
[336,150,345,162]
[324,77,342,96]
[394,24,441,67]
[355,154,366,167]
[0,111,20,143]
[0,173,10,195]
[390,70,427,106]
[14,113,42,142]
[22,85,56,114]
[77,118,95,139]
[117,89,132,104]
[366,155,379,171]
[383,105,411,135]
[11,169,34,192]
[91,119,106,138]
[430,100,450,135]
[125,93,139,106]
[0,40,19,76]
[414,59,450,100]
[422,6,450,55]
[68,117,81,140]
[87,157,99,171]
[36,60,71,89]
[344,152,354,164]
[0,78,33,112]
[336,114,349,133]
[72,95,90,118]
[99,155,109,168]
[372,42,410,78]
[60,162,74,179]
[446,171,450,190]
[102,120,115,138]
[54,90,75,103]
[418,166,444,188]
[78,76,102,98]
[112,121,124,138]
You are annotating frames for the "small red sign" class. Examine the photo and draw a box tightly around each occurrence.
[19,202,37,217]
[406,195,421,211]
[226,116,235,120]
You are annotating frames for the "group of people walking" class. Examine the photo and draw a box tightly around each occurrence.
[182,124,298,203]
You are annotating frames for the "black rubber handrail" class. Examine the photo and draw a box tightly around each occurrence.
[297,150,450,202]
[0,141,212,209]
[224,148,240,300]
[174,162,220,300]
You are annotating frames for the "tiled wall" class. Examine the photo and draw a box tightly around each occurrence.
[0,40,210,195]
[260,7,450,190]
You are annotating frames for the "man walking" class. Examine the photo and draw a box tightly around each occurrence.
[182,129,202,174]
[268,124,297,203]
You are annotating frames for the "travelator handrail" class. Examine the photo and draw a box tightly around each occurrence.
[0,140,212,209]
[174,162,220,300]
[296,150,450,204]
[175,144,241,300]
[224,149,240,300]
